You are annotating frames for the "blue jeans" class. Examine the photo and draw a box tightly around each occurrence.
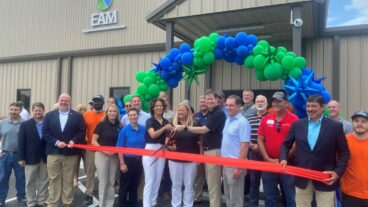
[0,151,26,201]
[262,172,296,207]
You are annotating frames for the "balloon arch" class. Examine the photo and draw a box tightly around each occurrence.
[118,32,331,118]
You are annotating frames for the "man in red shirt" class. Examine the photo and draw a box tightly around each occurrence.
[258,91,298,207]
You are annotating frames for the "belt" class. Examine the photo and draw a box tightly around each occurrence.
[202,146,219,151]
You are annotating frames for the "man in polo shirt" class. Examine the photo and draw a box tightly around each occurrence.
[327,100,353,134]
[0,102,26,207]
[240,89,256,117]
[258,91,298,207]
[82,94,106,206]
[176,89,226,207]
[120,95,150,127]
[215,90,227,116]
[221,95,250,207]
[245,95,269,207]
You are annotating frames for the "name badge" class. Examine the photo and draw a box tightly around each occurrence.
[267,120,275,125]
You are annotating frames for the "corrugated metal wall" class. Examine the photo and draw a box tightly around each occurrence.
[164,0,308,19]
[0,60,58,115]
[0,0,167,58]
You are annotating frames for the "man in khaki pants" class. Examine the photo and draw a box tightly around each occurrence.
[43,93,86,207]
[18,102,49,207]
[176,89,226,207]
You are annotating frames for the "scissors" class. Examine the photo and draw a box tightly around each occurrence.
[149,128,176,166]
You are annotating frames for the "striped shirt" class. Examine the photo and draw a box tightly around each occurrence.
[246,112,268,143]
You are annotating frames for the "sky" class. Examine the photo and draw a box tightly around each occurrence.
[327,0,368,27]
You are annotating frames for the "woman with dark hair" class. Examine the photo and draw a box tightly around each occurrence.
[168,102,200,207]
[116,108,146,207]
[91,104,122,207]
[142,98,173,207]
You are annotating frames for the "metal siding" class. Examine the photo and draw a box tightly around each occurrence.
[0,0,167,58]
[0,60,58,115]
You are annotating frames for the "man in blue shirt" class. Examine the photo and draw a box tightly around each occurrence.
[221,95,250,207]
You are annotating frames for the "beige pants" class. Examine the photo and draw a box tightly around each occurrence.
[194,163,206,201]
[296,180,336,207]
[204,149,222,207]
[95,152,119,207]
[25,161,49,206]
[47,154,78,207]
[223,166,246,207]
[84,150,96,196]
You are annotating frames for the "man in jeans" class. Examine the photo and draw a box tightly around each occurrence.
[0,102,27,206]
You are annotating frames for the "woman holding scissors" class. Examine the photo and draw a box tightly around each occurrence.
[142,98,173,207]
[167,102,200,207]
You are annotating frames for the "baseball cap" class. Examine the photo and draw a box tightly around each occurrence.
[215,90,225,99]
[92,95,105,102]
[351,110,368,120]
[272,91,288,101]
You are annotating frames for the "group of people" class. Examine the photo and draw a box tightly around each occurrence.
[0,89,367,207]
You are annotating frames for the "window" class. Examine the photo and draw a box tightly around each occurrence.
[17,89,31,112]
[109,87,130,101]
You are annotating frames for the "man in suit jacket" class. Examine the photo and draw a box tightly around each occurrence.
[280,94,350,207]
[43,93,86,207]
[18,102,48,207]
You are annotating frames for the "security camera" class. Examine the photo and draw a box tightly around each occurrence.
[293,18,303,27]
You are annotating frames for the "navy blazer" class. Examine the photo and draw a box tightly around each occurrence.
[18,118,47,165]
[280,117,350,191]
[42,109,86,156]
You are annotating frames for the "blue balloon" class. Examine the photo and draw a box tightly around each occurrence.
[214,49,223,59]
[160,70,169,80]
[247,44,254,54]
[224,54,236,63]
[225,37,236,49]
[235,32,248,46]
[321,91,331,103]
[168,48,180,61]
[247,34,258,46]
[236,46,248,58]
[167,78,179,88]
[179,43,191,53]
[181,52,194,66]
[216,36,226,49]
[159,57,171,70]
[235,57,245,65]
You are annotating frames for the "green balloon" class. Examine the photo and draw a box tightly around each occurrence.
[253,54,267,70]
[194,39,200,48]
[209,33,219,42]
[203,52,215,65]
[276,51,286,62]
[137,84,148,95]
[143,77,154,86]
[136,71,146,83]
[281,56,295,71]
[269,46,276,54]
[253,45,264,55]
[281,74,288,80]
[277,46,288,54]
[159,82,169,91]
[123,94,132,104]
[288,68,302,79]
[264,63,283,81]
[286,51,296,57]
[142,101,149,112]
[295,57,306,68]
[244,55,254,69]
[255,69,267,81]
[147,72,158,82]
[258,40,269,49]
[198,37,211,52]
[145,94,152,100]
[193,57,204,67]
[148,84,160,97]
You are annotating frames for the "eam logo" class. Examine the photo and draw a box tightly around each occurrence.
[97,0,112,11]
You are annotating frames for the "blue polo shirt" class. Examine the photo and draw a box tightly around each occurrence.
[307,116,323,150]
[116,124,146,157]
[221,113,251,158]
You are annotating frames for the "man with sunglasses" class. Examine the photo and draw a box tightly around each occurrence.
[257,91,298,207]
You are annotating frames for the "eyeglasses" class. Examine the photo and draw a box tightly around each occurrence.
[125,105,131,108]
[276,122,281,132]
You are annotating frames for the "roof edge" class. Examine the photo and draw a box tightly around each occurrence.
[146,0,185,23]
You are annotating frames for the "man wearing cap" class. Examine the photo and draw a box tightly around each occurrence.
[258,91,298,207]
[82,94,106,206]
[340,110,368,206]
[280,94,350,207]
[240,89,256,117]
[327,100,353,134]
[215,90,227,116]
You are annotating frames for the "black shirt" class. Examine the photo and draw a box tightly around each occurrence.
[94,119,121,147]
[145,117,169,144]
[203,106,226,149]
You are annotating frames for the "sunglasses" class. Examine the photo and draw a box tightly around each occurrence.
[276,121,281,132]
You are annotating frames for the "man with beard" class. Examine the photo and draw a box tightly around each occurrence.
[82,95,106,206]
[245,95,268,207]
[340,110,368,206]
[280,94,350,207]
[18,102,48,207]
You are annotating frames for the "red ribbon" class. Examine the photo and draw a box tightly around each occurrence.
[73,144,329,182]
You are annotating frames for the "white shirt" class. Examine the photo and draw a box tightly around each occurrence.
[59,110,69,132]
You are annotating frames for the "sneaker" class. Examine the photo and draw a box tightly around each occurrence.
[17,196,27,205]
[83,195,93,206]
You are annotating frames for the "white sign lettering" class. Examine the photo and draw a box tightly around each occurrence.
[91,10,117,27]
